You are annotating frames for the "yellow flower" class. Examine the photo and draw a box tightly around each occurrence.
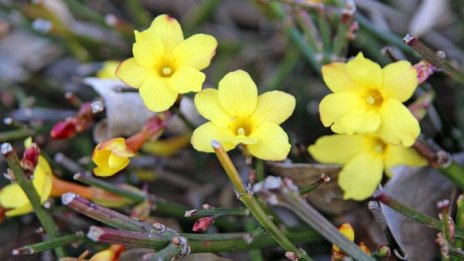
[89,244,124,261]
[0,156,52,217]
[97,61,119,79]
[320,52,420,146]
[92,137,135,177]
[116,14,218,112]
[332,223,355,254]
[308,134,426,200]
[191,70,295,161]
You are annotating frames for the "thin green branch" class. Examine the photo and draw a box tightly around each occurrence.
[185,207,250,218]
[12,232,84,255]
[374,193,464,239]
[403,34,464,84]
[1,143,65,257]
[211,140,312,261]
[255,176,374,261]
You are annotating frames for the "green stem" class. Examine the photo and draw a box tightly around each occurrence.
[148,237,189,261]
[449,246,464,259]
[245,220,264,261]
[403,34,464,84]
[211,140,312,261]
[12,232,84,255]
[454,195,464,260]
[264,47,300,91]
[125,0,151,28]
[293,8,321,53]
[89,226,322,252]
[186,207,250,218]
[62,192,175,235]
[87,226,170,249]
[439,162,464,191]
[275,182,374,261]
[355,14,416,56]
[315,7,331,63]
[299,173,330,195]
[263,2,321,70]
[255,159,265,182]
[1,143,65,257]
[375,193,464,239]
[0,128,35,142]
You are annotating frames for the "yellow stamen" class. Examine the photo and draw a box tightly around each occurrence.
[237,127,246,136]
[162,67,172,76]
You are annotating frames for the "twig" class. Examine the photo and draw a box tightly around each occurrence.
[147,237,190,261]
[62,192,165,234]
[374,193,464,239]
[211,140,312,261]
[1,143,65,258]
[185,207,250,218]
[254,176,374,261]
[12,232,84,255]
[88,226,322,252]
[403,34,464,84]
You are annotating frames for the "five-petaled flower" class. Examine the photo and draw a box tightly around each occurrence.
[308,134,426,200]
[320,52,420,146]
[0,155,52,217]
[92,137,135,177]
[191,70,295,161]
[116,14,218,112]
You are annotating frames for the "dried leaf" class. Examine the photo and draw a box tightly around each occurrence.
[84,78,155,142]
[266,162,356,214]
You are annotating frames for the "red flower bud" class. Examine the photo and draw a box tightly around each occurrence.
[192,216,215,232]
[50,118,78,139]
[21,143,40,172]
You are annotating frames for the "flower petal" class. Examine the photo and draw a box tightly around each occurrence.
[319,92,364,133]
[0,184,27,209]
[247,122,291,161]
[341,109,381,134]
[191,122,237,152]
[322,63,360,92]
[194,88,232,128]
[150,14,184,52]
[252,91,295,125]
[108,153,129,170]
[377,99,420,146]
[346,53,382,90]
[384,145,427,177]
[94,166,115,177]
[218,70,258,117]
[133,30,164,67]
[116,58,149,88]
[174,34,217,70]
[308,134,366,164]
[34,156,53,203]
[381,61,418,102]
[339,152,383,200]
[139,75,178,112]
[167,66,205,94]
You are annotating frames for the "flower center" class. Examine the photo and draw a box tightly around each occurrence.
[364,90,383,108]
[160,66,173,77]
[230,117,254,137]
[371,138,386,155]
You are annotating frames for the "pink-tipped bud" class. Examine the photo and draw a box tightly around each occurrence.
[21,143,40,172]
[192,216,215,232]
[414,61,438,84]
